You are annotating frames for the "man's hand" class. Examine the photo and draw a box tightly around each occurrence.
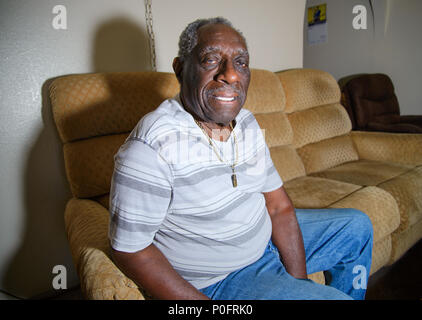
[111,244,210,300]
[264,187,308,279]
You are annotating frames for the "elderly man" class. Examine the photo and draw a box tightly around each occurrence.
[109,17,373,300]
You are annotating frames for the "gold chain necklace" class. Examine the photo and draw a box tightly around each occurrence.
[195,120,239,188]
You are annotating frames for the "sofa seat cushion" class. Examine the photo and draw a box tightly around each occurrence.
[328,186,400,243]
[390,217,422,263]
[377,166,422,232]
[310,159,414,187]
[284,176,361,209]
[370,235,392,275]
[311,161,422,233]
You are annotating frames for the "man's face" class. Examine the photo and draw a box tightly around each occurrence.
[174,23,251,126]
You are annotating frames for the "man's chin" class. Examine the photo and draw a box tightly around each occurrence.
[212,111,242,126]
[207,103,243,122]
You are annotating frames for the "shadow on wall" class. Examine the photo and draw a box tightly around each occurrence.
[92,17,152,73]
[2,17,152,299]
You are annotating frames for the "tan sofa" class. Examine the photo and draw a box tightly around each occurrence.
[50,68,422,299]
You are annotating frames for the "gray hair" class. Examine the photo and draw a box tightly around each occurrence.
[177,17,247,62]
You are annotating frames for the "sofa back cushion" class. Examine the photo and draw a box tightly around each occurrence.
[50,72,180,198]
[247,70,306,183]
[51,72,180,143]
[51,69,305,198]
[276,69,359,174]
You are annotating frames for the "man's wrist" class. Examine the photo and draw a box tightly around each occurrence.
[286,269,308,280]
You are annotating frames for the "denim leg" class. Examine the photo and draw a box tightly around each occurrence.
[199,241,352,300]
[295,208,373,300]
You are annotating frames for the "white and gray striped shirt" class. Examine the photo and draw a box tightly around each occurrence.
[109,96,283,289]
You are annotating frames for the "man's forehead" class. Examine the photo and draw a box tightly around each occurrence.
[197,23,245,44]
[196,23,248,54]
[198,45,248,56]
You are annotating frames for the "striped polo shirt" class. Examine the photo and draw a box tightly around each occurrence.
[108,96,283,289]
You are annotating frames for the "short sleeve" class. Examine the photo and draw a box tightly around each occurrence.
[261,144,283,193]
[108,138,173,253]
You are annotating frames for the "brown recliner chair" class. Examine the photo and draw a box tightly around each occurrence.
[341,73,422,133]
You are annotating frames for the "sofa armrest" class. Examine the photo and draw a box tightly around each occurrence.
[351,131,422,166]
[65,198,145,300]
[399,115,422,127]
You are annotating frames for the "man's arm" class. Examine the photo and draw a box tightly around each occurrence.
[111,244,210,300]
[263,187,307,279]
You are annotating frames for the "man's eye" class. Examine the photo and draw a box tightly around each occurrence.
[237,60,248,68]
[204,58,218,65]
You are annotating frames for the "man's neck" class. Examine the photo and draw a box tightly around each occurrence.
[197,120,233,142]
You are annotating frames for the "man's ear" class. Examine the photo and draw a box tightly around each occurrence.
[172,57,183,83]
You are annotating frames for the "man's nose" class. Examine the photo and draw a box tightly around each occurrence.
[215,60,240,84]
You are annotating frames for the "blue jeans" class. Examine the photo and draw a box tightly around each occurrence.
[199,208,373,300]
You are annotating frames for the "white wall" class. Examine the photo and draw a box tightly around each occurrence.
[0,0,305,298]
[303,0,422,115]
[152,0,305,72]
[0,0,150,299]
[372,0,422,115]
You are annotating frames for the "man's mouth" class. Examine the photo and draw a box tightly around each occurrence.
[214,96,236,102]
[207,87,242,105]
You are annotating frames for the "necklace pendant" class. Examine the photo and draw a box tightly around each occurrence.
[231,173,238,188]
